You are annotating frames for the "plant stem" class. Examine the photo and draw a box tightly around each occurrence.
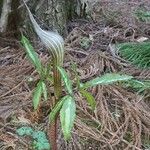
[49,61,62,150]
[53,65,62,99]
[49,119,57,150]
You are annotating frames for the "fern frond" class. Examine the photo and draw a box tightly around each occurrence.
[117,42,150,69]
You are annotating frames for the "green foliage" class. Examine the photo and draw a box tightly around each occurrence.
[58,66,73,96]
[80,73,133,89]
[32,80,48,110]
[80,90,96,110]
[117,42,150,68]
[33,81,43,110]
[123,79,150,93]
[60,95,76,140]
[49,96,67,123]
[17,127,50,150]
[21,35,42,73]
[22,35,49,110]
[22,35,138,142]
[134,9,150,22]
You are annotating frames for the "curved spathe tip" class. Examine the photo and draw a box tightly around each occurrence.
[23,0,64,65]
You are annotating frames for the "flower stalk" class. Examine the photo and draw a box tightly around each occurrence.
[23,1,64,150]
[23,1,64,99]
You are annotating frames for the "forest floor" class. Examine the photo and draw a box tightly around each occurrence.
[0,1,150,150]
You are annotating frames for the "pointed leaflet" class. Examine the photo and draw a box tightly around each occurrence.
[41,81,48,101]
[58,66,73,95]
[60,95,76,140]
[21,35,42,73]
[81,73,133,89]
[33,81,43,110]
[49,95,69,123]
[80,90,96,110]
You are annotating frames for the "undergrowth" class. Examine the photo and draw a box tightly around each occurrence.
[123,79,150,93]
[134,9,150,22]
[117,42,150,69]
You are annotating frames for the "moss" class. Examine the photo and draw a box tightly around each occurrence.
[16,126,50,150]
[16,126,33,136]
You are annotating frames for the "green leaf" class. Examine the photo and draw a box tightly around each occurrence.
[41,81,48,101]
[123,79,150,92]
[57,66,73,95]
[60,95,76,140]
[49,95,68,123]
[80,90,96,110]
[21,35,42,73]
[33,81,43,110]
[81,73,133,89]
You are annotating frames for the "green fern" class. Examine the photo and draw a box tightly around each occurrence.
[123,79,150,93]
[117,42,150,69]
[134,9,150,22]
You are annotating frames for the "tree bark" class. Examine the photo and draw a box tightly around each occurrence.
[22,0,70,36]
[0,0,83,37]
[0,0,12,33]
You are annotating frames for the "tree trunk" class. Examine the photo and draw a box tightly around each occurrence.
[0,0,12,33]
[22,0,72,37]
[0,0,77,37]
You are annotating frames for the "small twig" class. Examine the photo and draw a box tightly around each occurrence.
[17,0,30,10]
[0,46,10,52]
[0,80,24,98]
